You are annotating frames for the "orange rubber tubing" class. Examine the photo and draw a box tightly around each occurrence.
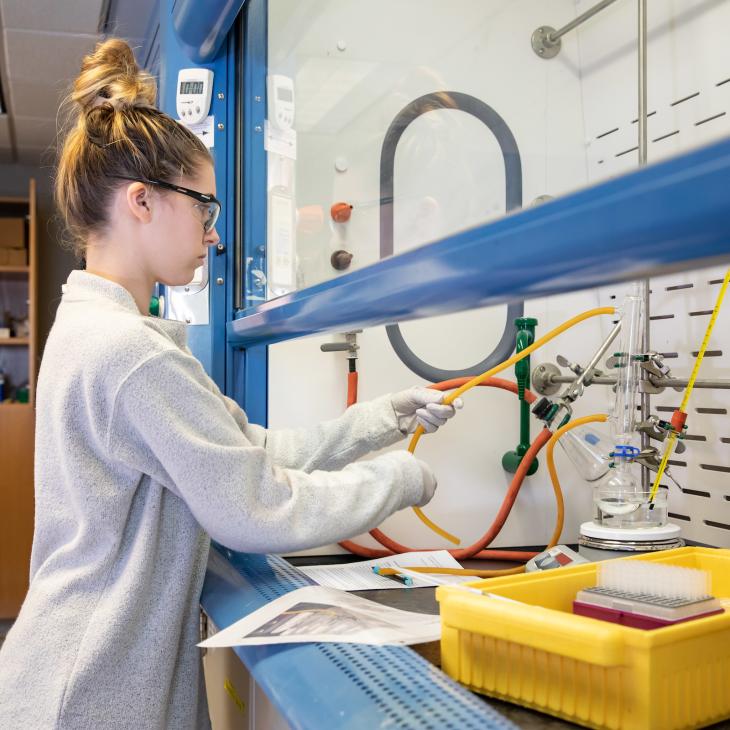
[379,415,606,578]
[339,377,547,562]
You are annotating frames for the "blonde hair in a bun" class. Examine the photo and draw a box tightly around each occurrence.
[71,38,156,114]
[56,38,211,257]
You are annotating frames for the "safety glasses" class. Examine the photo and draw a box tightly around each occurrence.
[113,175,221,233]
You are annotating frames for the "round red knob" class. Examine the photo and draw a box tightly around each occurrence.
[331,202,353,223]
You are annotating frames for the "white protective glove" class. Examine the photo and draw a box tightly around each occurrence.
[392,387,464,435]
[414,457,438,507]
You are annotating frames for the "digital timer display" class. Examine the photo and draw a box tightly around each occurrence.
[180,81,204,95]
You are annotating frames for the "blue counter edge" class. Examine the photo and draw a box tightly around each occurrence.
[200,545,518,730]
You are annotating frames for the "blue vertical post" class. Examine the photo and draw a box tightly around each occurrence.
[229,0,268,424]
[159,0,231,392]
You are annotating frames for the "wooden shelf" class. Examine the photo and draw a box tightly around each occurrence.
[0,180,35,617]
[0,338,29,346]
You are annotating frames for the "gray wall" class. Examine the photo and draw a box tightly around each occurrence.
[0,160,77,358]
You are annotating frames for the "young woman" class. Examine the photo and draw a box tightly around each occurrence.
[0,40,461,729]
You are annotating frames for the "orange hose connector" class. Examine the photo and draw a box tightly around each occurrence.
[346,371,358,408]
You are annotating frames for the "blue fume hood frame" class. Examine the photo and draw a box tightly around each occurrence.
[169,0,269,425]
[161,0,271,423]
[161,1,730,727]
[173,0,249,63]
[168,0,730,419]
[228,135,730,348]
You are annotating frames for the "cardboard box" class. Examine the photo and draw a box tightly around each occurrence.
[0,248,26,266]
[0,218,25,249]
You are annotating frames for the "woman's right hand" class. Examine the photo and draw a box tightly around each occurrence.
[414,457,437,507]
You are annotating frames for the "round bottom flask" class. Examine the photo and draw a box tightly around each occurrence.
[593,463,668,529]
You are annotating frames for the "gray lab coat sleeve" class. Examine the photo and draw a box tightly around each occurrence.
[219,391,407,472]
[107,349,425,553]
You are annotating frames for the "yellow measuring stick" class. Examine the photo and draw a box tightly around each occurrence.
[649,269,730,503]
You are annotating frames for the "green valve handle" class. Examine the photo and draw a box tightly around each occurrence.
[502,317,539,475]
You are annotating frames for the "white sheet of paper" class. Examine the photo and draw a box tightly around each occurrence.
[264,121,297,159]
[298,551,474,590]
[177,115,215,148]
[198,586,441,648]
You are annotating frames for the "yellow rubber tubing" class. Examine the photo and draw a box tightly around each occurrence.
[545,414,608,547]
[409,307,616,544]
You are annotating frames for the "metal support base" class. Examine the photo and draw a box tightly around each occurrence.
[578,521,684,560]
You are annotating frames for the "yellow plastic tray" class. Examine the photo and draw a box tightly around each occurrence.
[436,547,730,730]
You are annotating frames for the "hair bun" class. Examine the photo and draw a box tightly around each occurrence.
[72,38,156,116]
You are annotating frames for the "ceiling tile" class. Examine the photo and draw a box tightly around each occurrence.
[3,29,99,84]
[13,116,57,149]
[9,78,75,119]
[0,0,106,34]
[3,29,99,133]
[0,3,159,161]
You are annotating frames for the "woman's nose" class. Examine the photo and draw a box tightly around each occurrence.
[205,226,221,246]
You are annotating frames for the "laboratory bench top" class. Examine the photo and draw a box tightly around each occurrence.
[286,553,585,730]
[202,546,730,730]
[200,547,589,729]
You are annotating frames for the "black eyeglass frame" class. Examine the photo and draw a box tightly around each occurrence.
[112,175,221,232]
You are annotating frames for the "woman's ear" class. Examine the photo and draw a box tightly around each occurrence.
[125,182,153,224]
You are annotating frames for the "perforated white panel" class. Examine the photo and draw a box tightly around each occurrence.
[579,0,730,175]
[578,0,730,547]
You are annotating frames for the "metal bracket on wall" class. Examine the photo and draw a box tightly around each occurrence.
[320,331,361,359]
[531,26,562,59]
[532,0,619,59]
